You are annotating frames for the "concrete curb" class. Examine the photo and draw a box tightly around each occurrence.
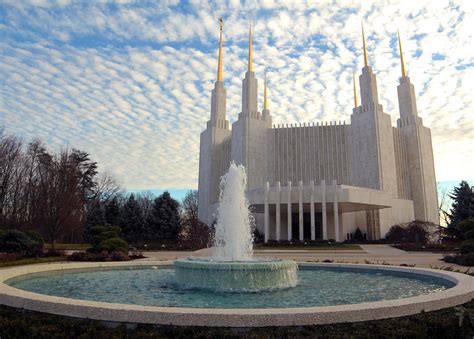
[1,261,473,327]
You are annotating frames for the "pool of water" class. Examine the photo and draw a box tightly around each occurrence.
[8,266,454,309]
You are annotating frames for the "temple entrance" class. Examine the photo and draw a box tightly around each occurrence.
[291,213,299,240]
[291,212,323,240]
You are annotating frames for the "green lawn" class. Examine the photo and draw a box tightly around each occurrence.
[0,257,65,268]
[254,243,361,251]
[43,243,91,251]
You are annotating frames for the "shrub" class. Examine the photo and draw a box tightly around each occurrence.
[94,237,128,253]
[0,253,19,262]
[67,251,130,262]
[386,220,437,244]
[353,228,364,241]
[109,251,129,261]
[443,253,474,266]
[386,225,406,242]
[88,225,128,254]
[464,229,474,240]
[459,240,474,254]
[457,219,474,237]
[0,229,44,257]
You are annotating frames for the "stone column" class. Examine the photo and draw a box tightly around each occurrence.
[321,180,327,240]
[287,181,292,241]
[299,180,304,241]
[333,179,340,242]
[310,180,315,240]
[264,181,269,243]
[276,181,281,241]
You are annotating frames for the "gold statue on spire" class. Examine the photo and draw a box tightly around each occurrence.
[398,30,406,78]
[248,21,253,72]
[361,22,368,67]
[353,73,358,108]
[264,70,268,111]
[217,17,224,81]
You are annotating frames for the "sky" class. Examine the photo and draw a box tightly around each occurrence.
[1,0,473,199]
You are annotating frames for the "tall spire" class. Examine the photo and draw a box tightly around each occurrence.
[353,73,358,108]
[398,30,406,78]
[264,70,268,110]
[361,22,369,67]
[217,17,223,81]
[248,21,253,72]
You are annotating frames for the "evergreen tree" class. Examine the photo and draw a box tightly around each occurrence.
[120,194,143,242]
[146,191,181,241]
[448,181,474,229]
[105,196,121,226]
[83,200,105,242]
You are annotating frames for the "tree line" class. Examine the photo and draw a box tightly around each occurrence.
[0,131,210,248]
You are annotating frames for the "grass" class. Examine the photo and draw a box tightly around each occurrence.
[0,257,65,268]
[254,243,362,250]
[43,243,91,251]
[1,301,473,338]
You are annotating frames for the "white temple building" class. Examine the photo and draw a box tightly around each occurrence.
[198,20,438,242]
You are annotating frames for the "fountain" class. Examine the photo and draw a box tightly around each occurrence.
[174,163,298,292]
[2,165,469,326]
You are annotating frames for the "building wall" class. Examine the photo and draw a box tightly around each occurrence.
[267,123,350,187]
[197,127,231,225]
[231,113,270,191]
[393,127,411,199]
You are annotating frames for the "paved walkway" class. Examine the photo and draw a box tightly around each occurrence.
[139,245,470,271]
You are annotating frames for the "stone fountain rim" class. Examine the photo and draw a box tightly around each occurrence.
[1,261,473,327]
[174,257,298,270]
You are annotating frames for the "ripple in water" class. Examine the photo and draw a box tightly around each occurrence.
[8,267,453,309]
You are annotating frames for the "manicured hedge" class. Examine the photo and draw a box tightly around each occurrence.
[460,240,474,254]
[0,229,44,257]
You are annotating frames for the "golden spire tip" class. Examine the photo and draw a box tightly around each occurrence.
[361,21,368,67]
[398,30,406,78]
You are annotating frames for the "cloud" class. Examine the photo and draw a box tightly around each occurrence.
[1,0,473,192]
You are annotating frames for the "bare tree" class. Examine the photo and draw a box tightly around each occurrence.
[90,171,122,202]
[438,183,452,227]
[136,191,154,221]
[181,190,212,247]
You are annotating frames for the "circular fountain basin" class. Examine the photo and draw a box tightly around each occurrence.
[174,258,298,292]
[1,261,473,327]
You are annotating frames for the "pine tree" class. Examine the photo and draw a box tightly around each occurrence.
[105,196,121,226]
[83,200,105,242]
[146,191,181,241]
[448,181,474,229]
[120,194,143,243]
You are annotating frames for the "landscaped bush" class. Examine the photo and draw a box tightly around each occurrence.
[393,243,459,252]
[0,229,44,257]
[443,253,474,266]
[459,239,474,254]
[0,253,19,262]
[68,251,129,262]
[386,220,439,244]
[465,229,474,240]
[458,219,474,239]
[89,225,128,254]
[67,225,130,262]
[94,237,128,253]
[353,227,364,241]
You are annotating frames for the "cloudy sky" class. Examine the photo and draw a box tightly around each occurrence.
[1,0,473,196]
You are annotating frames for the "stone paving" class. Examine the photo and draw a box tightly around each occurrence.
[137,245,470,272]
